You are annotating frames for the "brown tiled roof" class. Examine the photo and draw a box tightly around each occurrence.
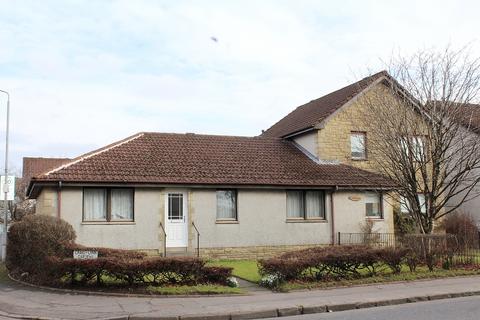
[262,71,388,138]
[28,132,392,196]
[23,157,71,180]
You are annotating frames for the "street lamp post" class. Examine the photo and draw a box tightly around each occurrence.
[0,90,9,262]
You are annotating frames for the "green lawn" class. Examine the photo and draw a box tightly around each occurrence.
[208,259,261,283]
[146,284,244,295]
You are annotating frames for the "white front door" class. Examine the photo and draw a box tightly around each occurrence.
[165,191,188,248]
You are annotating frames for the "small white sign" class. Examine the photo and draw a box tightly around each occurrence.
[0,176,15,201]
[73,250,98,260]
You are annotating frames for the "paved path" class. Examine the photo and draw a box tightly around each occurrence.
[1,276,480,319]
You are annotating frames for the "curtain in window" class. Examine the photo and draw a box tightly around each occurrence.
[365,192,381,217]
[84,189,107,221]
[216,190,236,219]
[306,191,324,218]
[287,191,303,218]
[111,189,133,220]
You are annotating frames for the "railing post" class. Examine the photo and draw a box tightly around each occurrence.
[337,231,341,245]
[159,222,167,257]
[192,222,200,258]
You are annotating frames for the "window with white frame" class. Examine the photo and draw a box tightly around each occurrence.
[216,190,237,220]
[401,136,425,160]
[351,132,367,159]
[365,192,382,218]
[400,194,426,214]
[83,188,134,222]
[287,190,325,220]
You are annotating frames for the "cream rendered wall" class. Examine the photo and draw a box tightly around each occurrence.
[59,187,163,252]
[333,191,394,234]
[192,189,332,248]
[292,131,318,158]
[35,187,57,216]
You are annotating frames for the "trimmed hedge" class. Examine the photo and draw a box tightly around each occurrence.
[258,245,411,282]
[46,256,232,287]
[7,215,233,287]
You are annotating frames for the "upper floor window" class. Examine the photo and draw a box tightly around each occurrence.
[401,136,425,160]
[400,194,426,214]
[351,132,367,160]
[287,190,326,220]
[365,192,382,218]
[216,190,237,220]
[83,188,134,222]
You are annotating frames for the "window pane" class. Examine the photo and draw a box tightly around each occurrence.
[351,133,366,159]
[168,194,183,220]
[365,192,381,217]
[84,189,107,221]
[418,194,426,214]
[413,136,424,159]
[287,191,304,218]
[306,191,325,218]
[216,190,237,220]
[111,189,133,220]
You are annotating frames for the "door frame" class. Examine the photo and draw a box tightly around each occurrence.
[164,189,189,248]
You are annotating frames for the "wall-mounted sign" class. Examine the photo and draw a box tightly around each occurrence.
[0,176,15,201]
[348,195,362,201]
[73,250,98,260]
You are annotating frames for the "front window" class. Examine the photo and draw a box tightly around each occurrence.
[83,188,134,222]
[216,190,237,220]
[351,132,366,160]
[365,192,382,218]
[287,190,325,220]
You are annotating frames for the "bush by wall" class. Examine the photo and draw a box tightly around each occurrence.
[6,215,76,279]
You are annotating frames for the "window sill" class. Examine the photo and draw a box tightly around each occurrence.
[365,217,383,221]
[286,219,328,223]
[215,220,239,224]
[81,221,136,225]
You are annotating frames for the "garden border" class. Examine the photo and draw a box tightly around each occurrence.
[7,273,249,299]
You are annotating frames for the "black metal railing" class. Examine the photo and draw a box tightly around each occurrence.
[192,221,200,257]
[337,232,480,266]
[159,222,167,257]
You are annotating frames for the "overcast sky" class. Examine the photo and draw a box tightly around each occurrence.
[0,0,479,174]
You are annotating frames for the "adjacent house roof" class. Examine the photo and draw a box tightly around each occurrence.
[23,157,71,180]
[27,132,392,197]
[262,71,389,138]
[21,157,71,196]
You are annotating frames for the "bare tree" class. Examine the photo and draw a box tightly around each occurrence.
[362,47,480,234]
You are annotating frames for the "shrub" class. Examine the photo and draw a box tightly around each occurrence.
[7,215,76,279]
[258,245,411,284]
[441,211,479,249]
[45,256,232,287]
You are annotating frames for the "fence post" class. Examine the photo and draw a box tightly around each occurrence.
[337,231,341,245]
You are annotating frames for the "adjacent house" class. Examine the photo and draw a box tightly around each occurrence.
[27,72,400,259]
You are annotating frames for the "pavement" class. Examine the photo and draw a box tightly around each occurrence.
[1,276,480,319]
[266,296,480,320]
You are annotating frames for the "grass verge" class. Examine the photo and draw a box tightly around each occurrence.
[0,264,11,284]
[208,260,261,283]
[146,284,244,295]
[281,267,480,291]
